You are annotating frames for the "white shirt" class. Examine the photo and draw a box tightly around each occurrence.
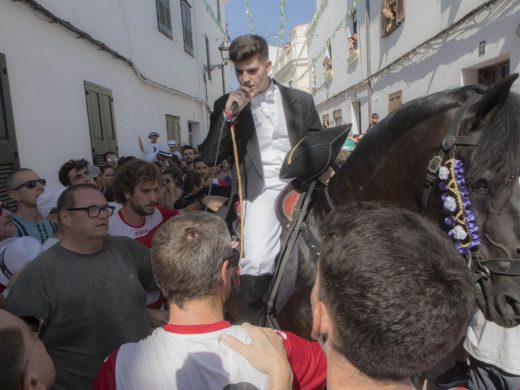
[464,309,520,375]
[109,322,269,389]
[0,236,42,290]
[143,141,161,162]
[250,80,292,191]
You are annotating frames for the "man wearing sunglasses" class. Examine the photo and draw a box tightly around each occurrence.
[6,169,56,244]
[5,184,161,390]
[94,212,326,390]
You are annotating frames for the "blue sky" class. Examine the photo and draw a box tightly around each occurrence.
[225,0,317,45]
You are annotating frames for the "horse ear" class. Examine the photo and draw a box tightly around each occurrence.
[472,73,519,124]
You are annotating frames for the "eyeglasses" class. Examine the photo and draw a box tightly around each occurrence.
[14,179,46,190]
[224,249,240,268]
[66,205,115,218]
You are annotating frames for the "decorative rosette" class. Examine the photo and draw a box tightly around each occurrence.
[438,159,480,255]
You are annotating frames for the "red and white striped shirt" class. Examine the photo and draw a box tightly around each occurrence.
[93,321,326,390]
[109,207,179,249]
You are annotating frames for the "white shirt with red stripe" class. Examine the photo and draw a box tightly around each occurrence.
[109,207,179,249]
[93,321,326,390]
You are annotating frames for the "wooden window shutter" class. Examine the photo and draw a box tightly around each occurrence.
[0,53,20,211]
[388,90,403,112]
[156,0,172,39]
[166,115,181,143]
[396,0,405,23]
[84,81,118,166]
[333,109,342,125]
[181,0,193,55]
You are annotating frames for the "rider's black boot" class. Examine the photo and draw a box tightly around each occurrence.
[239,274,272,325]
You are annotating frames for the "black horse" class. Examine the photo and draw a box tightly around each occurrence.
[274,74,520,338]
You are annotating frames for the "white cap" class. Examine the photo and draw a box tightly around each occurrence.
[0,237,43,288]
[158,148,173,158]
[37,185,67,219]
[88,164,101,178]
[167,140,177,147]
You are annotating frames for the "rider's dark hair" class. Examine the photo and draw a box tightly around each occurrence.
[318,202,474,382]
[229,34,269,62]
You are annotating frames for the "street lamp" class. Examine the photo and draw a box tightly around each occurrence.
[203,37,231,99]
[203,37,231,74]
[218,37,230,63]
[203,63,226,73]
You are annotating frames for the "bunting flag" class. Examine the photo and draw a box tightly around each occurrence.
[310,13,349,67]
[305,0,327,37]
[288,4,358,90]
[244,0,255,33]
[200,0,229,39]
[277,0,287,46]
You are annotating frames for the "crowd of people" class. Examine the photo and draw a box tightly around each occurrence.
[0,32,515,390]
[0,148,235,388]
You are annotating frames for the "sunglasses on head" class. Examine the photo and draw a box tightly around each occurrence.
[14,179,46,190]
[224,249,240,268]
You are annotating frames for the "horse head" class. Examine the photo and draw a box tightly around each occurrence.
[276,75,520,338]
[456,74,520,327]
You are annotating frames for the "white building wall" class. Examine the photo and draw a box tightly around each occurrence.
[368,0,520,116]
[307,0,520,133]
[272,23,310,92]
[0,0,229,185]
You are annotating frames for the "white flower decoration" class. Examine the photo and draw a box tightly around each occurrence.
[451,225,468,241]
[438,166,450,180]
[443,196,457,212]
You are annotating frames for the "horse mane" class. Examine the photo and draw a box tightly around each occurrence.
[343,85,485,175]
[466,91,520,189]
[319,83,520,217]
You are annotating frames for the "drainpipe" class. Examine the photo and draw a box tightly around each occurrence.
[365,0,373,131]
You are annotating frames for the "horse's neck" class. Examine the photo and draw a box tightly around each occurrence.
[319,113,451,217]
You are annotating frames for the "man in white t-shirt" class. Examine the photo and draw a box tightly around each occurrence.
[142,131,161,162]
[94,212,326,390]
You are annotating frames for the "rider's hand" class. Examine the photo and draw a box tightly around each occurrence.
[225,86,252,116]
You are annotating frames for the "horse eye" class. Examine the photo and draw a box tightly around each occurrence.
[471,178,490,194]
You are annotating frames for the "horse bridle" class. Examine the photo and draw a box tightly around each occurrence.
[422,94,520,280]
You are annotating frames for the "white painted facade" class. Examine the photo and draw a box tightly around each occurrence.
[307,0,520,134]
[0,0,230,185]
[272,23,310,93]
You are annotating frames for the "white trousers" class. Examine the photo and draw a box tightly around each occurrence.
[240,189,281,276]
